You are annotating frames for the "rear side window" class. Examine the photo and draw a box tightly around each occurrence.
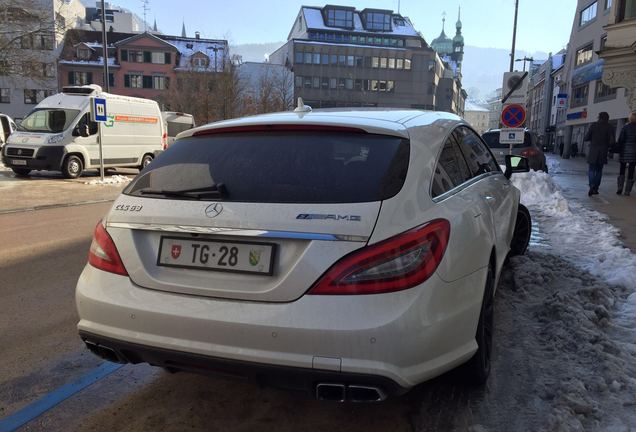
[166,120,194,137]
[432,135,472,198]
[481,131,533,148]
[454,127,499,176]
[125,131,410,203]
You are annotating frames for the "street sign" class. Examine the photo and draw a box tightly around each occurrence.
[500,128,525,144]
[91,97,107,122]
[502,71,528,104]
[501,104,526,128]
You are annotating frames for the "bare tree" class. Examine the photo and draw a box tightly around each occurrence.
[272,67,294,111]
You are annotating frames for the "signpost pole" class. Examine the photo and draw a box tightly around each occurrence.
[98,121,104,182]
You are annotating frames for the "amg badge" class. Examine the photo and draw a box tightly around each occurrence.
[296,214,361,222]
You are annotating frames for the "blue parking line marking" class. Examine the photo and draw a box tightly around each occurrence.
[0,362,123,432]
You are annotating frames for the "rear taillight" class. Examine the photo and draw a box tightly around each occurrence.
[521,148,539,157]
[88,221,128,276]
[162,132,168,150]
[308,219,450,295]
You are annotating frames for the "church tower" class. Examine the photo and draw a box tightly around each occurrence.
[452,6,464,70]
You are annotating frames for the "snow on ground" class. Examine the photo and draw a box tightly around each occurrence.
[500,170,636,431]
[83,175,132,185]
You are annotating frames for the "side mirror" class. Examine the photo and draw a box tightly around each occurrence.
[504,155,530,179]
[75,124,90,138]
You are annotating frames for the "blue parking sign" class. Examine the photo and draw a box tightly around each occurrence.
[92,97,107,122]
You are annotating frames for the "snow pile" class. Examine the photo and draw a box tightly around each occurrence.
[547,157,561,173]
[511,170,636,290]
[84,175,131,185]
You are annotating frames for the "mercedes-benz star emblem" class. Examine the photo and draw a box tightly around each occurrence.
[17,149,22,155]
[205,202,223,218]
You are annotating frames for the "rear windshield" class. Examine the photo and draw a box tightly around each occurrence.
[481,132,533,148]
[125,131,409,203]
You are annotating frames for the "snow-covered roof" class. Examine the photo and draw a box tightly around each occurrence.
[464,101,489,112]
[301,6,420,37]
[162,36,228,72]
[59,57,119,67]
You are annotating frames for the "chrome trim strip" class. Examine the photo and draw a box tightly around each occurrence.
[106,222,368,242]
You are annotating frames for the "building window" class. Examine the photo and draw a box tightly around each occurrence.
[621,0,636,20]
[329,78,337,89]
[313,77,320,88]
[153,75,167,90]
[580,2,598,26]
[304,77,312,88]
[125,73,143,88]
[575,43,593,66]
[354,79,362,91]
[24,89,48,104]
[312,53,320,65]
[396,58,404,69]
[295,51,303,64]
[192,57,208,67]
[372,57,379,68]
[605,0,612,9]
[371,80,378,91]
[0,88,9,103]
[388,58,396,69]
[326,8,353,28]
[330,54,338,65]
[109,73,115,87]
[380,57,387,68]
[338,55,346,65]
[405,58,412,70]
[355,56,363,67]
[127,50,144,63]
[69,71,93,85]
[347,55,354,67]
[345,78,353,90]
[322,54,329,65]
[594,79,617,100]
[304,52,312,64]
[571,83,589,107]
[151,51,165,64]
[77,47,91,60]
[365,12,391,31]
[295,76,303,88]
[321,77,329,88]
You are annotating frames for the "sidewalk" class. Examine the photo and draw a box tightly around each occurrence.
[548,153,636,252]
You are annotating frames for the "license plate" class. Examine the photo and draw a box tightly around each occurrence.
[157,236,276,275]
[12,159,27,165]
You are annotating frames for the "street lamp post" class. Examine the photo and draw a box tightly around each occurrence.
[100,0,109,92]
[509,0,519,72]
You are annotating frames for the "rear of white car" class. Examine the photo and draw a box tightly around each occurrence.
[76,110,513,400]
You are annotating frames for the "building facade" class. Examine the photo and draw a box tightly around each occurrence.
[0,0,85,120]
[84,1,139,33]
[464,101,490,135]
[561,0,631,156]
[486,88,503,130]
[599,0,636,111]
[57,30,228,109]
[270,5,452,110]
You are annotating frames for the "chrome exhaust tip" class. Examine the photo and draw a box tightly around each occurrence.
[315,383,346,402]
[347,385,387,402]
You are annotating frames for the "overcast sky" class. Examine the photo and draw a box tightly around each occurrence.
[109,0,577,53]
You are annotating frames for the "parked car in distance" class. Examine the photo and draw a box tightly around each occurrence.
[481,129,548,172]
[0,113,18,151]
[2,85,165,178]
[162,111,195,147]
[76,108,531,402]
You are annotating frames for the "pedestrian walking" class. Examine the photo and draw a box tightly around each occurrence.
[616,112,636,196]
[584,112,615,196]
[571,142,579,158]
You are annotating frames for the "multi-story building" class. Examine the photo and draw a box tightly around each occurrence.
[84,1,140,33]
[561,0,631,156]
[599,0,636,112]
[550,55,569,153]
[270,5,449,110]
[0,0,85,120]
[57,30,228,109]
[464,101,490,135]
[486,88,503,130]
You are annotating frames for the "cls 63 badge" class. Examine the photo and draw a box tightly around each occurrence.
[115,204,143,212]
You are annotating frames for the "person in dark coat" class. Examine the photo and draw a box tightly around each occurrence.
[584,112,615,196]
[616,112,636,196]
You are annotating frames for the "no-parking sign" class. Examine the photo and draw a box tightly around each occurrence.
[501,104,526,128]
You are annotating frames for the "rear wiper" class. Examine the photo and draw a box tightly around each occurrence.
[137,183,228,199]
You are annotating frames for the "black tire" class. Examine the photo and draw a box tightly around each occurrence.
[62,155,83,179]
[139,154,153,171]
[509,204,531,256]
[12,167,31,176]
[464,263,495,385]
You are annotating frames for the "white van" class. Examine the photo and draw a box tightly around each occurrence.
[1,85,165,178]
[0,113,17,151]
[161,111,195,147]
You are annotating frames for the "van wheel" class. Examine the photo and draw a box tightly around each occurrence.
[510,204,531,256]
[139,154,153,171]
[12,168,31,177]
[464,263,494,385]
[62,155,83,179]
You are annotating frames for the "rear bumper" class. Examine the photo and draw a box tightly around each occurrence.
[79,330,405,398]
[76,264,486,390]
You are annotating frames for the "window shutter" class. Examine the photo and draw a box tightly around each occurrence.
[143,75,152,88]
[165,77,170,89]
[108,73,114,87]
[87,72,93,84]
[143,51,151,63]
[124,74,130,88]
[68,71,75,85]
[164,52,171,64]
[121,49,128,61]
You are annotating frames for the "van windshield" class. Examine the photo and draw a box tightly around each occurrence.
[19,109,80,133]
